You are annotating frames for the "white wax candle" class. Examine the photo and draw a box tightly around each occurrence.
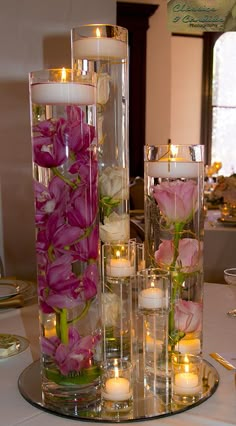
[138,287,164,309]
[73,38,127,60]
[31,83,95,105]
[174,372,201,395]
[175,338,201,355]
[106,258,135,277]
[103,377,131,401]
[147,160,200,179]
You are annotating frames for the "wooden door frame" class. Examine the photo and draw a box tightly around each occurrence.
[117,2,159,178]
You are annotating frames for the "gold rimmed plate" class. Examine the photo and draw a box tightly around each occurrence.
[217,217,236,227]
[0,283,19,300]
[0,279,37,305]
[0,333,29,359]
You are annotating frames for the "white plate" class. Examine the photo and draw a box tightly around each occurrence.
[0,283,19,300]
[0,279,37,303]
[0,333,29,359]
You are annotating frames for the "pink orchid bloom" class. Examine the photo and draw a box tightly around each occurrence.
[36,213,83,257]
[175,299,203,333]
[34,177,69,225]
[73,226,99,262]
[33,118,68,167]
[41,327,100,375]
[67,184,98,229]
[38,254,98,311]
[81,263,98,300]
[69,152,98,185]
[65,106,95,155]
[152,180,198,223]
[38,254,83,310]
[33,106,95,168]
[155,238,201,272]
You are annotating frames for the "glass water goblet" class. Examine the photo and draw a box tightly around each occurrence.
[224,268,236,317]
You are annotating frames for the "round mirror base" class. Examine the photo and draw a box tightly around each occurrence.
[18,359,219,423]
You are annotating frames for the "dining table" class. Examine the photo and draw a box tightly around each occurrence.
[204,209,236,283]
[0,282,236,425]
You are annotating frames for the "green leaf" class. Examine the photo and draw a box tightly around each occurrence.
[45,366,101,385]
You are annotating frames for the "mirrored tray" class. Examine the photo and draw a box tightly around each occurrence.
[18,359,219,422]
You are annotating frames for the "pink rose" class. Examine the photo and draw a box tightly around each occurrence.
[152,180,198,223]
[154,238,201,272]
[174,299,202,333]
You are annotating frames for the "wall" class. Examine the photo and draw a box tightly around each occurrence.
[170,35,203,145]
[118,0,172,145]
[0,0,116,279]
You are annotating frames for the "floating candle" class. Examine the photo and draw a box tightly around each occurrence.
[73,37,127,60]
[147,159,200,179]
[31,82,95,105]
[174,371,201,395]
[104,377,131,401]
[138,287,164,310]
[106,258,135,277]
[175,338,201,355]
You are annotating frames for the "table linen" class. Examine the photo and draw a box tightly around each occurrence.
[0,283,236,425]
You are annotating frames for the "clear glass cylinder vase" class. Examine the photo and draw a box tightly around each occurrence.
[71,24,130,244]
[29,69,101,412]
[144,144,204,356]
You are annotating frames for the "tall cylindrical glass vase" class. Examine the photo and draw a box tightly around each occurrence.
[144,145,204,356]
[29,69,101,412]
[71,25,130,243]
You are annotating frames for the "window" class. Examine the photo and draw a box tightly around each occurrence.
[211,33,236,176]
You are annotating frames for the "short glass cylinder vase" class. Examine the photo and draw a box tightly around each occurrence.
[71,24,130,243]
[172,354,203,405]
[101,241,136,362]
[29,69,101,411]
[144,144,204,356]
[101,359,133,416]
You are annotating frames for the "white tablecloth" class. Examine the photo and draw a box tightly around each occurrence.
[204,210,236,283]
[0,283,236,426]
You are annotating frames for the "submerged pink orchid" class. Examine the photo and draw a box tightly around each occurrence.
[41,327,100,375]
[33,106,95,168]
[152,180,198,223]
[32,105,100,375]
[38,254,98,312]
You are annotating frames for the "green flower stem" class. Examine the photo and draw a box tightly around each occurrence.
[172,222,184,266]
[52,167,77,190]
[56,312,61,338]
[68,300,92,325]
[60,309,68,344]
[169,221,185,349]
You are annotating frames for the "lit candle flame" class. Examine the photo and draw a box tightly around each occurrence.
[184,364,190,373]
[61,67,66,82]
[170,144,178,158]
[96,27,101,38]
[114,359,119,378]
[184,354,190,373]
[116,250,121,259]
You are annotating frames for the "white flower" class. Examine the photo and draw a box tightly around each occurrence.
[97,73,110,105]
[99,212,130,243]
[102,293,120,326]
[99,167,129,200]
